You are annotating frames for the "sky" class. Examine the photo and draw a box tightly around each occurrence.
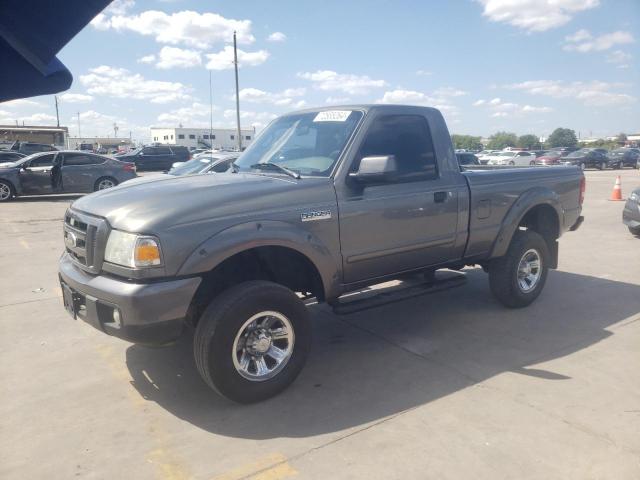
[0,0,638,143]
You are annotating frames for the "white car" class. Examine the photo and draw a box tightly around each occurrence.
[486,150,536,166]
[476,150,500,164]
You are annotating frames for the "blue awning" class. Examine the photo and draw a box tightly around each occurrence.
[0,0,112,102]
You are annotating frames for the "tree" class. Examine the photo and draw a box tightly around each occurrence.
[451,134,482,151]
[487,131,517,150]
[546,128,578,148]
[517,134,540,150]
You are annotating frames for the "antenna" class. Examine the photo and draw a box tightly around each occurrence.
[54,96,60,127]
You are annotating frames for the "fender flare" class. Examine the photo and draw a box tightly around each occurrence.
[489,187,562,259]
[177,220,341,300]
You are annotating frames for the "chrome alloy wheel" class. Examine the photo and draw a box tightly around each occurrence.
[98,178,116,190]
[0,182,11,201]
[517,248,542,293]
[232,311,295,381]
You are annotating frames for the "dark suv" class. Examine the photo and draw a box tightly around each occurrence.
[116,145,190,171]
[10,141,58,154]
[607,148,640,169]
[560,148,610,170]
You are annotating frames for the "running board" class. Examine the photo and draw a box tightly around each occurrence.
[331,273,467,315]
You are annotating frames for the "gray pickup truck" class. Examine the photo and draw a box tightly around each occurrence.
[58,105,585,403]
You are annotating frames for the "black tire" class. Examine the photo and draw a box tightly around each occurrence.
[629,226,640,236]
[599,161,606,170]
[489,230,549,308]
[0,179,15,202]
[194,280,311,403]
[579,162,586,171]
[94,176,118,191]
[508,161,515,166]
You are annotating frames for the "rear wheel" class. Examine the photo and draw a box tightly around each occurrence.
[508,161,515,166]
[599,161,607,170]
[579,162,586,170]
[0,179,15,202]
[529,160,536,166]
[489,230,549,308]
[94,176,118,191]
[194,281,311,403]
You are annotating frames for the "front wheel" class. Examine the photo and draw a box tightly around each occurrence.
[489,230,549,308]
[508,161,515,166]
[194,281,311,403]
[599,161,607,170]
[579,162,586,171]
[629,226,640,236]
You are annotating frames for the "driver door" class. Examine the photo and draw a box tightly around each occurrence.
[19,153,56,194]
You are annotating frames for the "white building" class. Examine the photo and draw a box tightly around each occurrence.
[150,127,255,150]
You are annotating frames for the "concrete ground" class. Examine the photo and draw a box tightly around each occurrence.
[1,168,639,480]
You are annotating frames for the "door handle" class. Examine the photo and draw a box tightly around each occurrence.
[434,191,448,203]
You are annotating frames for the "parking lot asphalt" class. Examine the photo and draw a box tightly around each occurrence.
[1,168,639,480]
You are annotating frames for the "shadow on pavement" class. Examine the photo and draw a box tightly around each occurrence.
[125,268,640,439]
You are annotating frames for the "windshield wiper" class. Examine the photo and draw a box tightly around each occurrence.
[249,162,301,179]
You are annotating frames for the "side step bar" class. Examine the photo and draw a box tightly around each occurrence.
[331,273,467,315]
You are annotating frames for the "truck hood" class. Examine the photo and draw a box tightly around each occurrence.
[70,172,317,233]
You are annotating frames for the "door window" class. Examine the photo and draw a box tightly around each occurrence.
[29,154,55,167]
[64,154,105,166]
[355,115,438,181]
[142,147,156,155]
[156,146,172,155]
[211,159,233,172]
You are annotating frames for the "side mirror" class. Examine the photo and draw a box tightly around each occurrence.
[21,165,30,171]
[349,155,397,184]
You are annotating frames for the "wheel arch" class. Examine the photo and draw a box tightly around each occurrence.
[490,188,562,268]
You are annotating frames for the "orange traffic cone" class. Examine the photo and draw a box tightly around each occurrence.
[609,176,623,201]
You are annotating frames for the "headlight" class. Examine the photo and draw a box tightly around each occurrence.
[630,192,639,202]
[104,230,162,268]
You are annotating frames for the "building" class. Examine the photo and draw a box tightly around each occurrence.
[67,136,133,152]
[150,127,255,150]
[0,125,68,147]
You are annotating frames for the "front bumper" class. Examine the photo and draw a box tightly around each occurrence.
[58,252,201,345]
[622,199,640,228]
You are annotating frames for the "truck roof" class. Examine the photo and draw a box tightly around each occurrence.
[283,104,442,116]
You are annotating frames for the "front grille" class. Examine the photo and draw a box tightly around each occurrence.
[64,210,108,274]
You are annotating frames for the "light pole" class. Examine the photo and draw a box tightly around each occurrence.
[233,31,242,151]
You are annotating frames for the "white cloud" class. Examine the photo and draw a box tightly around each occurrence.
[238,87,305,107]
[416,70,432,76]
[0,98,42,108]
[606,50,632,66]
[434,87,468,97]
[79,65,191,103]
[477,0,600,32]
[377,89,438,105]
[92,10,255,48]
[267,32,287,42]
[0,111,56,125]
[563,30,634,52]
[326,96,351,104]
[157,102,213,126]
[223,109,277,130]
[137,54,156,64]
[72,109,147,140]
[156,46,202,69]
[298,70,387,95]
[58,93,93,103]
[505,80,636,106]
[205,46,269,70]
[474,97,553,117]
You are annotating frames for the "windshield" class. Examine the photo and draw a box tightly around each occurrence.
[234,110,364,177]
[169,156,217,175]
[497,152,515,157]
[567,150,588,157]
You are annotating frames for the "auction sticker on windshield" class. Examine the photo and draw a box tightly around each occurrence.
[313,110,352,122]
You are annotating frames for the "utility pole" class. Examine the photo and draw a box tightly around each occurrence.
[54,96,60,127]
[209,70,214,149]
[77,112,81,138]
[233,31,242,151]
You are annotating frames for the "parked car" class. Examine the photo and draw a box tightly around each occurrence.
[623,188,640,236]
[530,150,547,157]
[476,150,499,164]
[549,147,579,156]
[0,151,136,201]
[560,148,609,170]
[58,104,584,403]
[115,145,190,171]
[168,153,239,176]
[0,151,26,164]
[607,148,640,169]
[535,151,563,166]
[487,150,536,166]
[455,152,480,167]
[8,141,58,154]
